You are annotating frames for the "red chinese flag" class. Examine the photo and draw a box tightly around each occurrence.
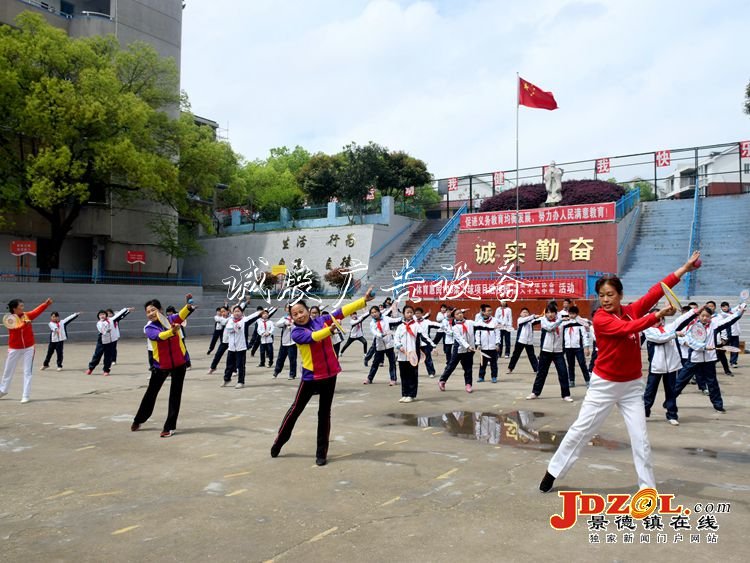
[518,77,558,110]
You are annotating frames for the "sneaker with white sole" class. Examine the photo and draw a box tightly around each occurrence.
[40,366,48,371]
[438,381,446,391]
[56,367,62,372]
[20,397,30,404]
[0,391,7,399]
[562,396,573,402]
[403,396,414,403]
[207,369,215,375]
[221,380,231,387]
[526,393,538,400]
[668,419,679,426]
[465,384,473,393]
[235,383,244,389]
[399,397,407,403]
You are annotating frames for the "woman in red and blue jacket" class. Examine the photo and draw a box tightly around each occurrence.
[1,297,52,403]
[131,296,195,438]
[540,252,701,493]
[271,287,375,466]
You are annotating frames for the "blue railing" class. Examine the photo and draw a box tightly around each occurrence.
[371,222,414,259]
[615,189,640,221]
[0,270,202,286]
[684,174,702,298]
[616,204,641,256]
[406,203,467,273]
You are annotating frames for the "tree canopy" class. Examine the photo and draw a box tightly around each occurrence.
[0,13,240,273]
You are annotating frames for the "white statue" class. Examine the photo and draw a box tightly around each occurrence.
[543,161,563,207]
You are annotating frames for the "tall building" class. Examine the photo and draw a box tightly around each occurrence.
[0,0,186,278]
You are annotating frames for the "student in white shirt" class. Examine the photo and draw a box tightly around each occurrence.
[86,310,115,376]
[527,304,573,402]
[223,306,264,388]
[273,305,297,380]
[107,307,134,367]
[494,300,513,358]
[474,304,499,383]
[643,307,697,425]
[507,308,540,374]
[207,304,229,355]
[255,310,275,368]
[439,311,455,365]
[561,306,591,388]
[414,307,441,378]
[41,311,80,371]
[365,305,401,385]
[432,303,450,350]
[394,305,435,402]
[674,304,746,413]
[339,311,370,356]
[438,309,493,393]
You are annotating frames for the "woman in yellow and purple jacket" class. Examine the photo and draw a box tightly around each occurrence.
[271,287,375,466]
[131,296,195,438]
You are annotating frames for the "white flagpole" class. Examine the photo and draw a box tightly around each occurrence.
[515,72,520,273]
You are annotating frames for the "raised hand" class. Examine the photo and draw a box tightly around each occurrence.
[364,286,376,302]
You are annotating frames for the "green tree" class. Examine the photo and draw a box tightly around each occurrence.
[377,150,432,197]
[297,152,343,204]
[149,220,205,276]
[241,163,305,219]
[745,79,750,116]
[631,179,656,201]
[0,14,240,275]
[337,142,387,221]
[266,145,311,176]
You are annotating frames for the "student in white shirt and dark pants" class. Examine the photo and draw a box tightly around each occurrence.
[42,311,79,370]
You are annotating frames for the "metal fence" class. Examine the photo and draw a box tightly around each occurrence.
[432,141,750,214]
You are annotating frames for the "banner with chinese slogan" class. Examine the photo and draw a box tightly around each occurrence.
[408,277,584,300]
[126,250,146,264]
[10,240,37,256]
[457,223,618,273]
[460,202,615,231]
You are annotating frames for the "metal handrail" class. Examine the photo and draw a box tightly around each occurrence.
[616,204,641,256]
[370,222,413,259]
[685,173,703,298]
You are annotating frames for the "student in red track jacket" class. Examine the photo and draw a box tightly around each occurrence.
[1,297,52,403]
[539,251,702,493]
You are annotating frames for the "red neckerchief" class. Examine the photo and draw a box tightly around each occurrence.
[458,322,467,335]
[376,320,383,333]
[405,320,415,337]
[55,321,61,335]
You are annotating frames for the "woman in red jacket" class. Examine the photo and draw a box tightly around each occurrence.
[540,252,701,492]
[1,297,52,403]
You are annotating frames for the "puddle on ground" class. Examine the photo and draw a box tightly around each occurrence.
[388,411,628,452]
[684,447,750,463]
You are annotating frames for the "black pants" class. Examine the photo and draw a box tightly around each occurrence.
[225,350,247,383]
[207,329,223,353]
[443,341,453,365]
[498,330,511,356]
[644,370,678,421]
[88,336,103,370]
[716,349,731,374]
[399,361,419,398]
[423,345,436,376]
[368,348,397,381]
[565,348,590,383]
[675,360,723,410]
[249,332,261,356]
[333,341,340,358]
[147,350,155,372]
[273,376,337,460]
[112,340,118,363]
[532,351,570,397]
[210,342,228,370]
[340,336,367,356]
[478,349,498,380]
[364,339,376,364]
[43,341,64,368]
[729,335,740,366]
[259,343,274,366]
[508,342,538,372]
[274,345,298,378]
[99,342,115,372]
[440,347,473,385]
[433,331,445,346]
[588,346,597,373]
[133,363,187,432]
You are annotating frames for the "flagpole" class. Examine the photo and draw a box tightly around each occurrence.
[515,72,520,274]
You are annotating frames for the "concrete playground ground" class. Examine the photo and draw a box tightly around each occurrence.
[1,336,748,562]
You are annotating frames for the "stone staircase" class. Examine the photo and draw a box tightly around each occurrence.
[366,219,448,292]
[419,228,460,274]
[619,199,695,296]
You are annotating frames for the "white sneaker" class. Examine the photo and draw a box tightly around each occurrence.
[207,369,215,374]
[403,396,414,403]
[429,374,435,378]
[525,393,538,400]
[668,419,679,426]
[0,391,7,399]
[112,362,116,366]
[20,397,30,404]
[235,383,244,389]
[56,367,62,372]
[399,397,407,403]
[562,396,574,402]
[40,366,48,371]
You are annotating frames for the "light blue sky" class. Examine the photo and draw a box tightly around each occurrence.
[182,0,749,179]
